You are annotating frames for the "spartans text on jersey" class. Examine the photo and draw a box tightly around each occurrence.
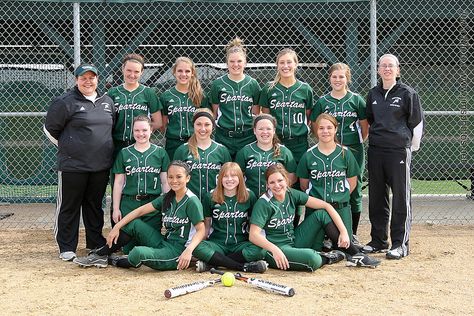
[116,103,148,111]
[310,169,346,180]
[125,166,162,175]
[268,214,295,229]
[212,209,248,220]
[270,100,305,109]
[220,93,253,104]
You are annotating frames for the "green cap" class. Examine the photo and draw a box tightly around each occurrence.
[74,64,98,77]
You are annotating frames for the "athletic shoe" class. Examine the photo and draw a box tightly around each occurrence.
[361,244,388,254]
[108,254,129,267]
[346,253,381,268]
[320,250,346,265]
[386,246,406,260]
[59,251,76,261]
[243,260,268,273]
[322,238,333,252]
[195,260,211,273]
[73,253,108,268]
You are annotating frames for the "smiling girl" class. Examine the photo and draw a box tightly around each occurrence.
[160,57,208,159]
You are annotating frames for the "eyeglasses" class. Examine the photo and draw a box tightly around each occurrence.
[379,64,397,69]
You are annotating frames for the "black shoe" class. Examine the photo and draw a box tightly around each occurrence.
[322,238,333,252]
[320,250,346,265]
[243,260,268,273]
[346,253,381,268]
[108,254,129,266]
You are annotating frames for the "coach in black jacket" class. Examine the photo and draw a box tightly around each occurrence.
[44,64,114,262]
[362,54,423,260]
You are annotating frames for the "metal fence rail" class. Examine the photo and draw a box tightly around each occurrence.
[0,0,473,228]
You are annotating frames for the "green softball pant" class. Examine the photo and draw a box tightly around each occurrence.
[193,239,266,262]
[264,243,322,272]
[306,205,352,239]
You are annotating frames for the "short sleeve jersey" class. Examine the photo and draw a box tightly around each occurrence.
[112,144,170,196]
[310,91,367,145]
[250,188,308,245]
[235,142,297,197]
[296,144,360,204]
[161,87,210,140]
[259,80,314,139]
[202,190,257,245]
[108,84,162,142]
[173,141,231,201]
[151,190,204,247]
[210,75,261,132]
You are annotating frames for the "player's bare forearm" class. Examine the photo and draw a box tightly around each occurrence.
[112,174,125,213]
[299,178,309,192]
[348,176,357,193]
[178,221,206,269]
[151,111,163,131]
[252,105,261,115]
[160,115,169,133]
[360,119,369,141]
[211,104,219,118]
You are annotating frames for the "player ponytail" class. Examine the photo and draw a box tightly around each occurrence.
[253,114,281,158]
[328,63,352,91]
[162,160,191,213]
[172,57,204,107]
[225,37,247,63]
[212,162,249,204]
[269,48,298,89]
[188,108,215,159]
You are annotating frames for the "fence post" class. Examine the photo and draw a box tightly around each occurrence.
[73,2,81,68]
[370,0,377,88]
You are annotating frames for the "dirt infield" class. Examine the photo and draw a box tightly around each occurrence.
[0,225,473,315]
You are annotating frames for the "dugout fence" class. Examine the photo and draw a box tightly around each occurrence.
[0,0,473,228]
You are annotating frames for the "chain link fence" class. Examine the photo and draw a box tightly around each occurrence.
[0,0,473,228]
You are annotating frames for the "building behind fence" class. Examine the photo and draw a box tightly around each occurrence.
[0,0,473,228]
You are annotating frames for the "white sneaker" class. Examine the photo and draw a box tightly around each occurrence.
[59,251,76,261]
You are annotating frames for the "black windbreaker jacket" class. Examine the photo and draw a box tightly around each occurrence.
[366,80,424,150]
[44,87,115,172]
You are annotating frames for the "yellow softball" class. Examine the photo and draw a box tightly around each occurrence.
[221,272,236,287]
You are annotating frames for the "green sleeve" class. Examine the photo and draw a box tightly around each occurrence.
[356,94,367,120]
[146,87,162,112]
[160,91,169,116]
[344,148,361,178]
[258,84,270,108]
[309,98,324,121]
[186,196,205,225]
[234,147,246,171]
[201,93,211,109]
[173,144,188,161]
[210,80,220,105]
[296,152,310,179]
[250,198,271,228]
[201,193,212,218]
[253,79,262,105]
[282,147,297,173]
[151,195,165,211]
[112,150,125,174]
[288,188,309,212]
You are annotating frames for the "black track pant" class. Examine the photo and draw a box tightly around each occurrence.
[54,170,109,253]
[368,146,412,256]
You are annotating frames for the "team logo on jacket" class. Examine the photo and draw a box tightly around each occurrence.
[389,97,402,107]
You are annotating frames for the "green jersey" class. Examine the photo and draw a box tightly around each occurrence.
[259,80,314,139]
[151,190,204,247]
[210,74,261,132]
[112,144,170,196]
[310,91,367,145]
[250,188,308,245]
[235,142,297,197]
[202,190,257,245]
[108,84,162,142]
[161,87,210,140]
[296,144,360,204]
[173,141,231,200]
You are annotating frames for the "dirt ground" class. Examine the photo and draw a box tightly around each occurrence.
[0,225,473,315]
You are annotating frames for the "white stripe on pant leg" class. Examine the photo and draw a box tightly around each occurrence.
[402,148,412,256]
[54,171,63,252]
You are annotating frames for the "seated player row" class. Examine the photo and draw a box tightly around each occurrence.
[73,160,379,272]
